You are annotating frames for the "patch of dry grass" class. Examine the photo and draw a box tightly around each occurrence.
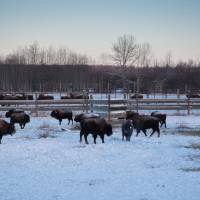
[37,122,56,139]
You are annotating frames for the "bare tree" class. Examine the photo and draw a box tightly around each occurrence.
[29,41,40,64]
[112,34,140,67]
[67,51,88,65]
[138,42,152,67]
[39,48,46,65]
[57,47,68,65]
[165,51,173,67]
[46,46,56,64]
[5,54,18,64]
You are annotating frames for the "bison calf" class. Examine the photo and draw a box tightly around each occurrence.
[51,109,73,125]
[0,119,16,144]
[80,118,112,144]
[122,120,134,141]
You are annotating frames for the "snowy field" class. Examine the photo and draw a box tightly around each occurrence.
[0,115,200,200]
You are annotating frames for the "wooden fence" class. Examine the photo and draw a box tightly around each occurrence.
[1,95,200,122]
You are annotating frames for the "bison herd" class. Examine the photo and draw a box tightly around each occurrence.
[0,108,167,145]
[0,92,86,102]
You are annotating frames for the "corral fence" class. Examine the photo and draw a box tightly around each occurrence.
[1,94,200,123]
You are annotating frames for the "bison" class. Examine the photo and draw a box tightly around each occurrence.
[122,119,134,141]
[74,113,100,123]
[151,111,167,128]
[132,115,160,137]
[131,94,143,99]
[126,110,139,120]
[9,113,30,129]
[37,94,54,100]
[70,92,85,99]
[61,94,71,99]
[80,118,112,144]
[0,119,16,144]
[186,94,200,98]
[5,109,24,118]
[51,109,73,125]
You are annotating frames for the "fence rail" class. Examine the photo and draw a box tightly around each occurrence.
[1,96,200,121]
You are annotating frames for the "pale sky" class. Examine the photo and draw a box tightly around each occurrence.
[0,0,200,63]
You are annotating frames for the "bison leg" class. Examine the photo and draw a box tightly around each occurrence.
[59,119,62,125]
[93,135,97,144]
[68,118,73,125]
[20,123,23,129]
[100,135,104,143]
[0,135,2,144]
[142,129,147,136]
[84,134,89,144]
[157,128,160,137]
[150,130,155,137]
[150,127,160,137]
[80,131,83,142]
[136,129,140,137]
[122,133,125,141]
[164,120,166,128]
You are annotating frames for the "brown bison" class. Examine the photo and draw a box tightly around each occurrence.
[61,92,87,99]
[80,118,112,144]
[9,113,30,129]
[51,109,73,125]
[126,110,139,120]
[126,111,160,137]
[131,94,143,99]
[61,94,71,99]
[186,94,200,98]
[70,92,84,99]
[151,111,167,128]
[5,109,24,118]
[37,94,54,100]
[74,113,100,123]
[133,115,160,137]
[0,119,16,144]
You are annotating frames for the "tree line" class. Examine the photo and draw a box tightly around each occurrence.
[0,63,200,94]
[0,35,199,94]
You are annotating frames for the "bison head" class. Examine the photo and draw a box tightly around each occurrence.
[5,109,15,118]
[51,110,59,119]
[74,114,83,123]
[126,111,139,120]
[106,123,113,136]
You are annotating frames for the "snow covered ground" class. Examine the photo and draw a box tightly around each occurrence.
[0,115,200,200]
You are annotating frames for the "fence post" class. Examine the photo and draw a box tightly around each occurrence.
[82,91,85,112]
[187,97,191,115]
[90,94,93,113]
[59,82,62,99]
[108,94,111,123]
[35,92,38,117]
[177,89,180,113]
[85,93,89,113]
[136,91,139,112]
